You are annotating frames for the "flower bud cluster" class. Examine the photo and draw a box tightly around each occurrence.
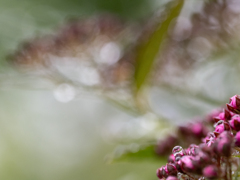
[156,120,210,156]
[156,95,240,180]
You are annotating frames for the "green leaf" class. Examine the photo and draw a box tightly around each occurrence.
[134,0,184,91]
[106,143,167,163]
[232,155,240,158]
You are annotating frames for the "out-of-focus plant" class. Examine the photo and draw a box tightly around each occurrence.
[7,0,240,177]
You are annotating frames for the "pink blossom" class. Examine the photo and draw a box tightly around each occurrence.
[235,131,240,147]
[202,165,218,179]
[227,95,240,114]
[229,115,240,131]
[230,95,238,109]
[166,176,178,180]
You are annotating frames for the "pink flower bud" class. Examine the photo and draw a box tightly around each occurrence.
[179,156,195,172]
[168,154,175,163]
[214,121,231,133]
[190,122,208,138]
[166,176,178,180]
[156,167,166,179]
[202,165,218,179]
[235,131,240,147]
[215,112,225,122]
[215,124,224,133]
[230,95,238,109]
[227,95,240,114]
[165,163,178,176]
[218,130,233,140]
[214,109,233,122]
[214,131,233,157]
[229,115,240,131]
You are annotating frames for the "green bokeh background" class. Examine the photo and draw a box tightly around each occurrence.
[0,0,165,179]
[0,0,154,59]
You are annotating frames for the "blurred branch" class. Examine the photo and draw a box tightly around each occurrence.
[157,82,225,106]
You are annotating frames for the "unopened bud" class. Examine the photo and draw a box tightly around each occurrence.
[214,121,231,133]
[229,115,240,131]
[214,109,233,122]
[202,165,218,179]
[235,131,240,147]
[214,131,233,157]
[227,95,240,114]
[179,156,195,172]
[166,163,178,176]
[156,167,165,179]
[168,154,175,163]
[166,176,179,180]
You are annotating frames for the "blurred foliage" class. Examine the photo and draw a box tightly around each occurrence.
[0,0,166,180]
[134,0,184,91]
[0,0,151,63]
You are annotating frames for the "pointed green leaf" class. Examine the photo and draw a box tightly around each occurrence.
[134,0,184,90]
[106,143,166,163]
